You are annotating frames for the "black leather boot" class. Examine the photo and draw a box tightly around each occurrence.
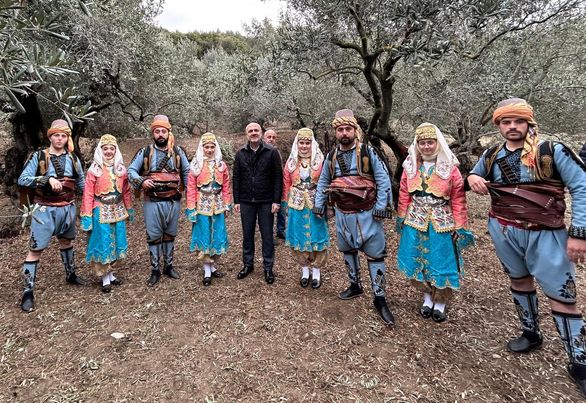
[374,296,395,325]
[237,266,254,279]
[507,330,543,353]
[147,270,161,287]
[163,265,180,279]
[21,290,35,312]
[66,272,86,285]
[339,283,363,300]
[264,269,275,284]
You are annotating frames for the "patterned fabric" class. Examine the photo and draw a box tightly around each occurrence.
[367,260,386,297]
[22,261,38,292]
[28,204,77,250]
[285,206,329,252]
[553,312,586,364]
[190,213,228,256]
[85,206,128,265]
[511,289,540,333]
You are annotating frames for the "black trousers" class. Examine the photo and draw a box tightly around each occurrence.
[240,202,274,270]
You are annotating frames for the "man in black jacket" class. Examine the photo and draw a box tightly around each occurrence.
[233,122,283,284]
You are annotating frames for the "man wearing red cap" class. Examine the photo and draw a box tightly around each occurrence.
[17,119,86,312]
[468,98,586,394]
[128,115,190,287]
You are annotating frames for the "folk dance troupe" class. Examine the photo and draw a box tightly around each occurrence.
[15,101,586,394]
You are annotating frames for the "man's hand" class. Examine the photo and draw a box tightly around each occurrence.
[567,237,586,264]
[234,204,240,213]
[271,203,280,214]
[48,177,62,192]
[468,174,490,196]
[142,179,156,190]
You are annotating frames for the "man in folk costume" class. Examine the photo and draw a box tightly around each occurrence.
[17,119,86,312]
[186,133,232,286]
[282,128,330,288]
[80,134,134,293]
[128,115,190,287]
[468,98,586,394]
[314,109,395,325]
[396,123,474,322]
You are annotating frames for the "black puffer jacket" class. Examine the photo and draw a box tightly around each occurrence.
[233,141,283,204]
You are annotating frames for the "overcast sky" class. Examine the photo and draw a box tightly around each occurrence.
[155,0,286,33]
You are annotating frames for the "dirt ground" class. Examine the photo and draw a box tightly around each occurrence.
[0,132,585,402]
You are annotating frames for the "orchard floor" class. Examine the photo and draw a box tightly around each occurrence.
[0,135,584,402]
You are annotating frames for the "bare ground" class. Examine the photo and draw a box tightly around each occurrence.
[0,133,584,402]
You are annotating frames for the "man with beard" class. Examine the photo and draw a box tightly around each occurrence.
[263,129,286,239]
[233,122,283,284]
[128,115,190,286]
[468,98,586,395]
[313,109,395,325]
[17,119,86,312]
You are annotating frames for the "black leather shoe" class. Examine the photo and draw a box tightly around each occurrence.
[211,271,224,278]
[374,296,395,325]
[66,273,86,285]
[111,278,123,286]
[311,278,321,289]
[163,265,180,279]
[237,266,254,279]
[419,305,433,319]
[506,330,543,353]
[300,277,309,288]
[276,232,285,240]
[432,309,446,323]
[102,284,112,293]
[568,363,586,397]
[203,276,211,286]
[265,269,275,284]
[339,284,363,300]
[21,290,34,312]
[147,270,161,287]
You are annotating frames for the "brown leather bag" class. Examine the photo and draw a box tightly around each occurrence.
[487,182,566,229]
[34,178,77,205]
[326,176,377,213]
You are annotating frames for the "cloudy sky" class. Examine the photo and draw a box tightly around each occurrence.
[155,0,286,33]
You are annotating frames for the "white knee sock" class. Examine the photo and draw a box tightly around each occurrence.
[102,273,111,286]
[302,266,309,279]
[210,264,216,273]
[312,267,320,282]
[434,302,446,313]
[204,263,212,277]
[423,293,433,308]
[108,272,117,282]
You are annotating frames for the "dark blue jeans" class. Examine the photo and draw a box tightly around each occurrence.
[276,209,286,235]
[240,202,274,271]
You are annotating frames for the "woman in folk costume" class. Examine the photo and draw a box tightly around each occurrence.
[81,134,134,293]
[282,128,330,288]
[396,123,474,322]
[186,133,232,286]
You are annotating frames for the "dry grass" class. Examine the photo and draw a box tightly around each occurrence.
[0,133,584,402]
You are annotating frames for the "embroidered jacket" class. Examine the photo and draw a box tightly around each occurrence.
[80,167,133,230]
[186,160,232,217]
[282,159,322,211]
[397,165,468,233]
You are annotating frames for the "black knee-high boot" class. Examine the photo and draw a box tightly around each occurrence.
[507,288,542,353]
[339,251,363,300]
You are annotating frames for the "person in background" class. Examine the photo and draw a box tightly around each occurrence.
[263,129,286,239]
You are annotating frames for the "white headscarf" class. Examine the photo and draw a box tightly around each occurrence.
[190,132,223,175]
[286,128,324,173]
[402,123,459,180]
[89,134,125,177]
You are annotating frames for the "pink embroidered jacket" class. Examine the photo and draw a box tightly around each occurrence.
[186,160,232,216]
[80,169,132,219]
[282,160,322,210]
[397,165,469,233]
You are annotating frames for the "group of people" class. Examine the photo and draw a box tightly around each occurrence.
[15,98,586,395]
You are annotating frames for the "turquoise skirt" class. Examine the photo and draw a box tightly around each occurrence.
[85,206,128,264]
[397,223,473,290]
[190,213,228,256]
[285,207,329,252]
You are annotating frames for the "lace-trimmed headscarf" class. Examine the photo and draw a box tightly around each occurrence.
[89,134,126,177]
[190,132,222,175]
[286,128,324,173]
[403,123,459,180]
